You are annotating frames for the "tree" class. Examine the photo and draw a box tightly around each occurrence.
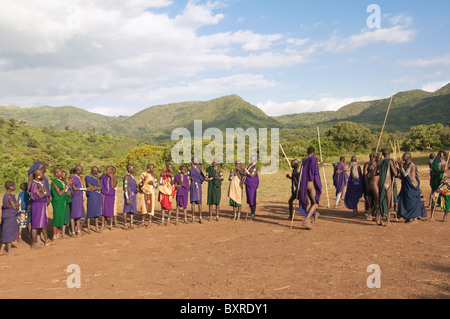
[403,124,444,151]
[325,122,375,153]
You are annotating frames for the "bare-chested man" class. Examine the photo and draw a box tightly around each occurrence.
[377,149,398,226]
[363,154,375,216]
[366,154,381,221]
[286,159,300,220]
[430,150,449,221]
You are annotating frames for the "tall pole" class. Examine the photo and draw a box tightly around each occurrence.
[317,127,330,209]
[376,83,397,154]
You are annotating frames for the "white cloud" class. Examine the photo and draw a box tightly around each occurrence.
[400,54,450,67]
[421,81,450,92]
[125,74,278,103]
[257,95,380,116]
[323,13,416,54]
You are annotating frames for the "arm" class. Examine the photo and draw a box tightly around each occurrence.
[8,196,20,210]
[52,181,66,197]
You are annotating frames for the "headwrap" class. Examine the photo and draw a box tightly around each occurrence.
[27,161,43,175]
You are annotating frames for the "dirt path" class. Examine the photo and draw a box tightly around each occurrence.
[1,169,449,299]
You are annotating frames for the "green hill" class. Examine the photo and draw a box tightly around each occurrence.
[1,83,449,143]
[0,105,123,132]
[0,118,143,187]
[109,95,282,143]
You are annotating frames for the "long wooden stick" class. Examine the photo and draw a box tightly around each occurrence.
[317,127,330,209]
[376,83,397,154]
[397,140,401,158]
[279,144,292,170]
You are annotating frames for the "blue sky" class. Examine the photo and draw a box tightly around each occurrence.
[0,0,449,117]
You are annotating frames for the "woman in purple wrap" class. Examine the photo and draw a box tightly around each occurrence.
[245,155,260,221]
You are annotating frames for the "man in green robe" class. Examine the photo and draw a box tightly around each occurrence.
[430,151,449,221]
[377,149,398,226]
[206,159,223,221]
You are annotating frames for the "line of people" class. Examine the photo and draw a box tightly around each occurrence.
[0,156,261,255]
[286,148,449,229]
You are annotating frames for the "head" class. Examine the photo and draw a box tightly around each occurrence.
[291,159,299,169]
[126,164,135,174]
[212,159,218,167]
[20,183,28,192]
[369,153,375,161]
[402,152,412,163]
[34,169,44,181]
[75,165,83,175]
[53,167,63,179]
[192,156,200,165]
[147,164,154,173]
[105,166,114,175]
[61,170,67,181]
[430,153,436,160]
[438,150,447,160]
[340,156,345,163]
[351,156,357,163]
[307,147,315,156]
[91,166,99,176]
[112,166,116,174]
[5,181,15,192]
[382,149,390,158]
[39,163,46,173]
[235,160,241,168]
[69,168,76,175]
[180,165,186,175]
[166,163,173,173]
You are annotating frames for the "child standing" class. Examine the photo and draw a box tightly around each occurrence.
[1,182,20,255]
[17,183,30,243]
[174,165,190,225]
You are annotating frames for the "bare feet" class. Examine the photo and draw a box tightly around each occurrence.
[302,220,313,230]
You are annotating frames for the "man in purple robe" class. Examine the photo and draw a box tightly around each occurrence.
[123,164,138,230]
[189,157,205,223]
[101,166,117,230]
[299,147,323,230]
[333,156,349,208]
[245,155,259,221]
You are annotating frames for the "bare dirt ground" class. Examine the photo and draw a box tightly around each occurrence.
[0,164,449,299]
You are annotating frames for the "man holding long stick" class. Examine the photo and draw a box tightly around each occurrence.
[286,159,300,220]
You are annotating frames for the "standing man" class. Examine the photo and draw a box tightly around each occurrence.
[70,165,91,236]
[333,156,349,209]
[189,157,205,224]
[377,149,398,227]
[363,154,375,217]
[286,159,300,220]
[206,159,224,221]
[299,147,323,230]
[123,164,138,230]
